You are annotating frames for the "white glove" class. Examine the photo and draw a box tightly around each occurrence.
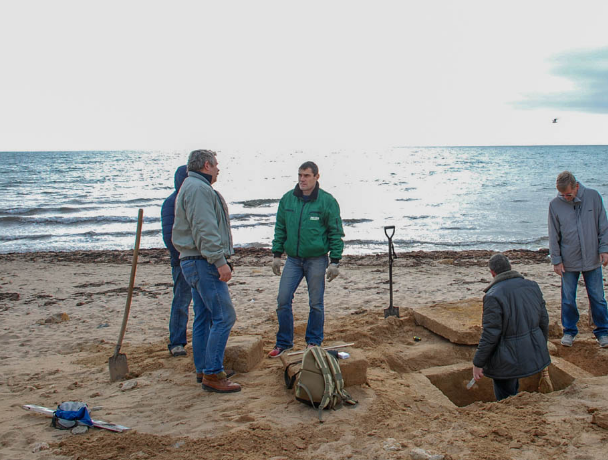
[272,258,282,276]
[326,263,340,282]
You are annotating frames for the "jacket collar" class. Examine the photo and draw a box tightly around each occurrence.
[557,182,585,204]
[574,182,586,203]
[293,181,320,200]
[189,170,212,186]
[483,270,524,293]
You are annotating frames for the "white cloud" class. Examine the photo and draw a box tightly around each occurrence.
[515,47,608,114]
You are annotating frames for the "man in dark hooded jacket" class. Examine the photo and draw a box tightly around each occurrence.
[161,165,191,356]
[472,253,551,401]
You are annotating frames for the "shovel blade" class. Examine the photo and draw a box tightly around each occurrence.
[384,306,400,318]
[109,353,129,382]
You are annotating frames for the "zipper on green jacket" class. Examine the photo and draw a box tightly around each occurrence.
[296,200,307,257]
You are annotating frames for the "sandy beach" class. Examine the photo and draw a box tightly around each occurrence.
[2,247,608,460]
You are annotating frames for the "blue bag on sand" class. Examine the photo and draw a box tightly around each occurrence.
[52,402,93,429]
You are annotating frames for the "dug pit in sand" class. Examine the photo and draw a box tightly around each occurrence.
[421,359,587,407]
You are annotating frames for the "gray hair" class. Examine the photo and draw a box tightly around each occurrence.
[556,171,577,192]
[489,253,511,274]
[188,149,217,172]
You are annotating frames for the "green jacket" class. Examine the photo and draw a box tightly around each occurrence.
[272,182,344,261]
[172,171,234,267]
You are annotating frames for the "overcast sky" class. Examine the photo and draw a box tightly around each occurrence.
[1,0,607,151]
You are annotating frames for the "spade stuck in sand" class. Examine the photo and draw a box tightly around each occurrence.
[109,209,143,382]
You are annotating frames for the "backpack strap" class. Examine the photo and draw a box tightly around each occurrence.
[309,347,337,421]
[296,382,319,411]
[325,351,358,407]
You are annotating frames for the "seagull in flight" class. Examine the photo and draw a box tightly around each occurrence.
[552,118,558,123]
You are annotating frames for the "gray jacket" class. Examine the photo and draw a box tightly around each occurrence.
[548,182,608,272]
[473,270,550,380]
[172,171,234,267]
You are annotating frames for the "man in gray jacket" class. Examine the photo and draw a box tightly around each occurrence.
[473,254,550,401]
[548,171,608,348]
[172,149,241,393]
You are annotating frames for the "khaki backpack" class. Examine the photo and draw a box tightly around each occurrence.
[286,346,357,422]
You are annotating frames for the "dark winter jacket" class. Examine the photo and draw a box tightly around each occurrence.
[271,182,344,261]
[473,270,550,380]
[161,165,188,267]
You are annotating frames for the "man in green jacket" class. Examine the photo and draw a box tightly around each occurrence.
[268,161,345,358]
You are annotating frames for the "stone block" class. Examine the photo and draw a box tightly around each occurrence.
[413,298,482,345]
[339,348,368,386]
[223,335,263,373]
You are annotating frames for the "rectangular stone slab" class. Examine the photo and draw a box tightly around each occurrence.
[413,298,483,345]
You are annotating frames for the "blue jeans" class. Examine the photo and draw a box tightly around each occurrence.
[493,378,519,401]
[276,255,328,349]
[561,266,608,338]
[180,258,236,375]
[168,264,192,350]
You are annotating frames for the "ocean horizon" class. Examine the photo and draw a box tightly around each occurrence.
[1,145,607,255]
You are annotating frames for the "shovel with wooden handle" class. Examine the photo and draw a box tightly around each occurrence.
[109,209,143,382]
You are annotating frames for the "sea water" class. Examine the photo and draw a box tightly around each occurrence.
[1,146,607,255]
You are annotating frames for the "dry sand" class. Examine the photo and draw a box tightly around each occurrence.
[2,248,608,460]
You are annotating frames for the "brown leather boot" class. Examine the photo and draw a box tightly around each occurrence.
[202,373,241,393]
[197,369,236,383]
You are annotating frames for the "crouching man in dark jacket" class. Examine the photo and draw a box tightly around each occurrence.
[472,253,551,401]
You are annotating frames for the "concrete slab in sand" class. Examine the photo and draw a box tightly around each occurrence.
[413,298,483,345]
[224,335,264,372]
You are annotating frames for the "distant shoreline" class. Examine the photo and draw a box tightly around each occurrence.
[0,246,550,267]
